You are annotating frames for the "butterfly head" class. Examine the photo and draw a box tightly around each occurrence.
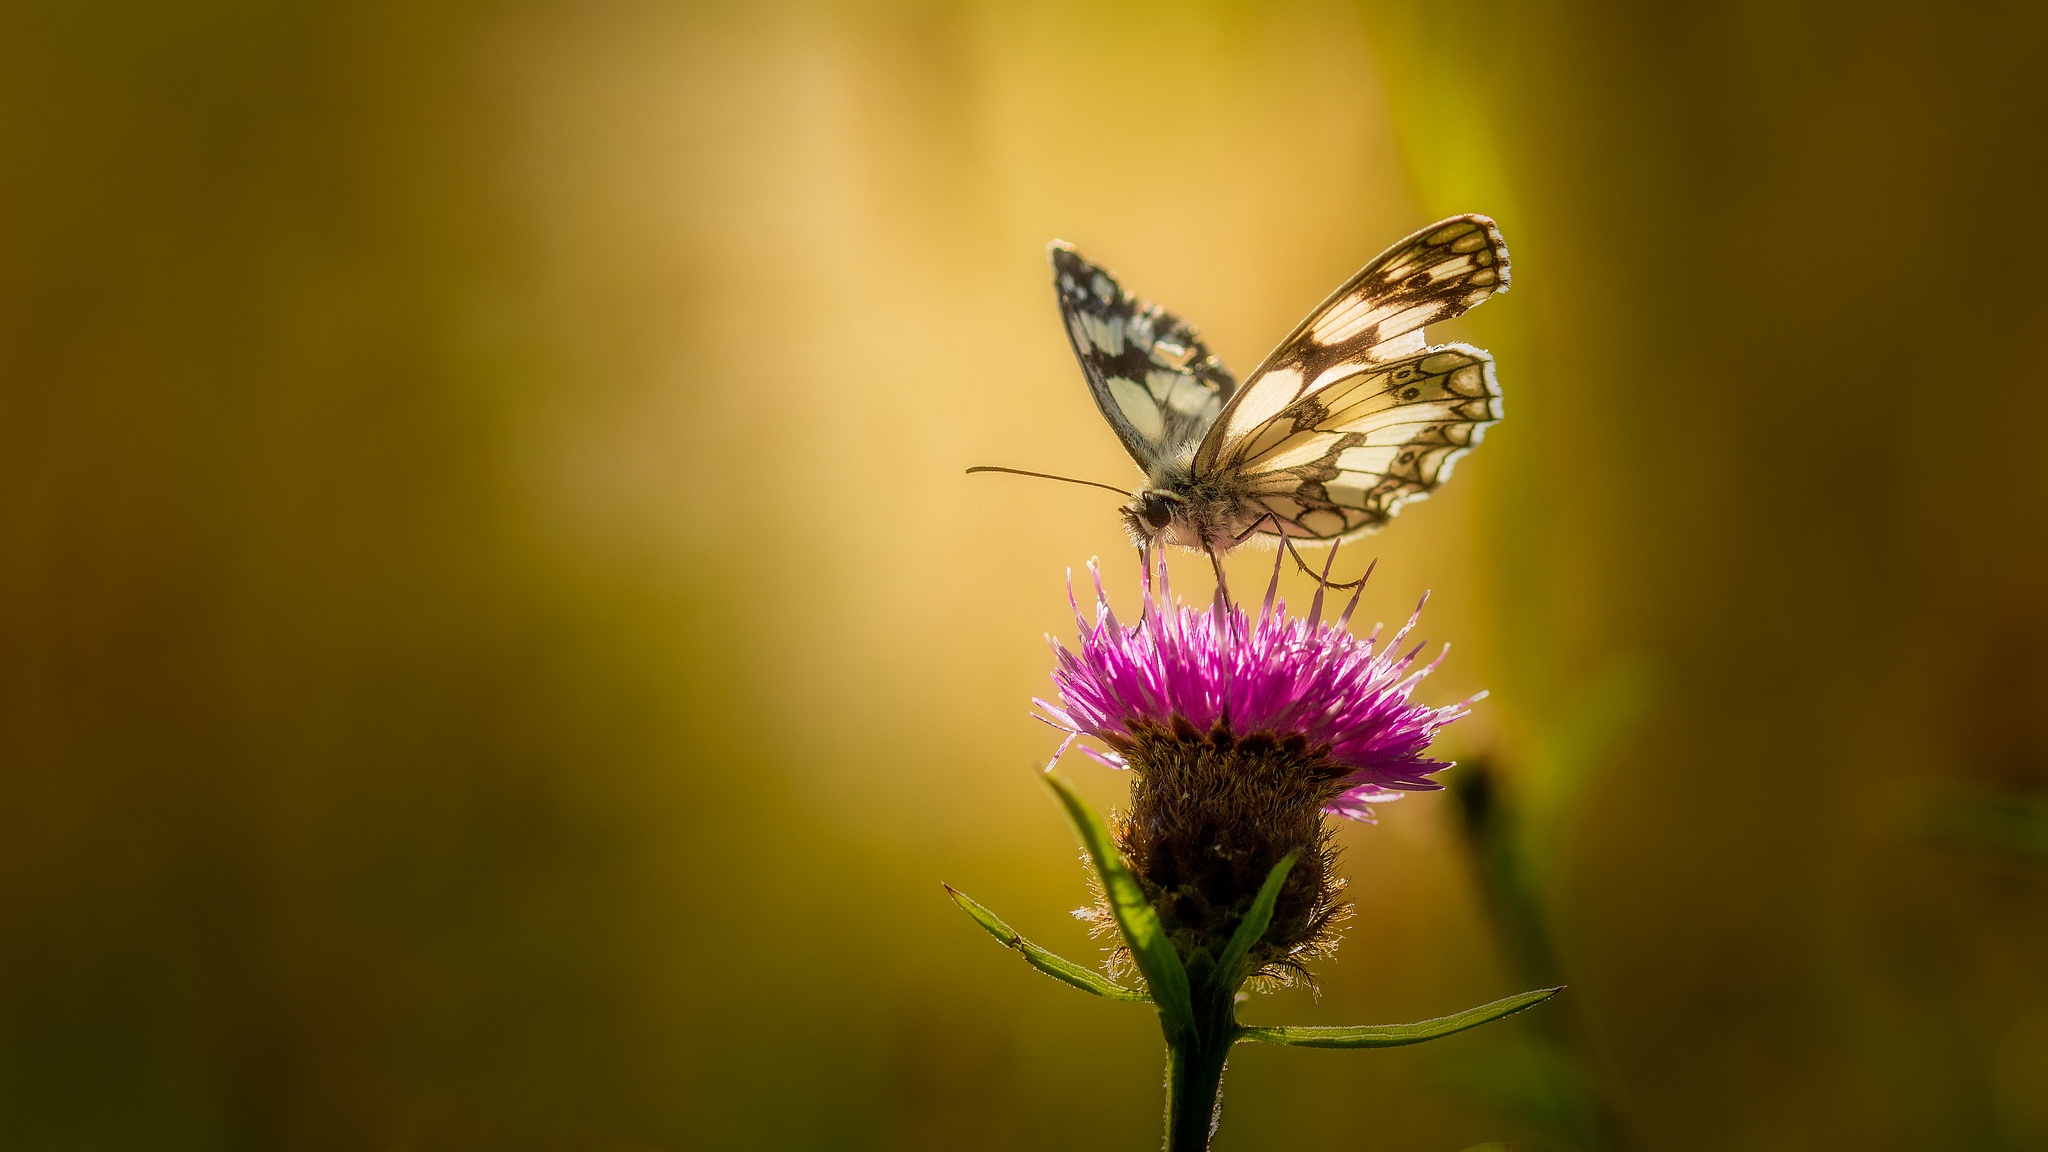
[1122,489,1185,547]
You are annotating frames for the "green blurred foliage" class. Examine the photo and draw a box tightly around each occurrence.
[2,0,2045,1149]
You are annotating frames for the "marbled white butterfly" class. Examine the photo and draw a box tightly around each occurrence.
[984,216,1509,572]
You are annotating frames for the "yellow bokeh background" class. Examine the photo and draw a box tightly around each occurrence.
[4,1,2046,1149]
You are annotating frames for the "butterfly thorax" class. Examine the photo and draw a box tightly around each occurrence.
[1123,467,1265,554]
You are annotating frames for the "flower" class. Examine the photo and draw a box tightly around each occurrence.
[1036,550,1481,983]
[1038,551,1480,816]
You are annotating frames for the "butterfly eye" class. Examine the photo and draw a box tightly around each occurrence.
[1142,496,1175,529]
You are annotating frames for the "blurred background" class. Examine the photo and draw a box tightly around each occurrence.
[4,0,2046,1148]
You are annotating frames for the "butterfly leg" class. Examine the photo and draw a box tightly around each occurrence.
[1205,543,1231,606]
[1224,511,1287,550]
[1225,513,1372,592]
[1137,541,1153,617]
[1296,542,1370,592]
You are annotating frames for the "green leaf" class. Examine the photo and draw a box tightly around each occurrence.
[942,884,1150,1002]
[1042,771,1196,1043]
[1212,850,1298,993]
[1237,986,1564,1049]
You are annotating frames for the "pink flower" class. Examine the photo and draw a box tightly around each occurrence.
[1037,552,1480,820]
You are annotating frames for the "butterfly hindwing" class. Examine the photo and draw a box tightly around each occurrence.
[1196,215,1508,476]
[1232,345,1503,539]
[1050,242,1236,472]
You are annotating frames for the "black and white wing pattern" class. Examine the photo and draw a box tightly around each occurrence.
[1193,215,1510,539]
[1051,242,1237,473]
[1194,215,1508,476]
[1229,346,1502,538]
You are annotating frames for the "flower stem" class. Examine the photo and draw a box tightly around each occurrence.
[1163,975,1240,1152]
[1164,1036,1231,1151]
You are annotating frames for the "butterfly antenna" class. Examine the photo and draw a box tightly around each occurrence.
[965,465,1131,499]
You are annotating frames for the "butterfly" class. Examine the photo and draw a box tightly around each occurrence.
[1012,215,1508,572]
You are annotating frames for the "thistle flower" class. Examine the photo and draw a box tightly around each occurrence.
[1036,551,1481,983]
[1041,552,1477,808]
[943,550,1557,1152]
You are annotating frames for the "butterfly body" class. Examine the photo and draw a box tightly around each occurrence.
[1123,467,1266,554]
[1050,216,1510,558]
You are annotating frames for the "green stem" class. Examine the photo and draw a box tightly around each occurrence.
[1163,973,1240,1152]
[1164,1034,1231,1151]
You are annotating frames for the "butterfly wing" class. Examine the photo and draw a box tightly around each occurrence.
[1194,215,1508,476]
[1224,345,1503,539]
[1050,242,1237,474]
[1187,215,1510,539]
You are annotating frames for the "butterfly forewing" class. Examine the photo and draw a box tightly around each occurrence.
[1050,242,1236,473]
[1195,215,1509,476]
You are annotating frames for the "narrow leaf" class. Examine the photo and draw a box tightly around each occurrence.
[1213,851,1298,992]
[1042,771,1196,1042]
[943,884,1151,1002]
[1238,986,1564,1049]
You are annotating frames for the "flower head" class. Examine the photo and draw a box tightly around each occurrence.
[1039,552,1480,817]
[1036,550,1481,983]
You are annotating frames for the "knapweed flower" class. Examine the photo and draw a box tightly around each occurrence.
[946,550,1556,1152]
[1037,552,1481,983]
